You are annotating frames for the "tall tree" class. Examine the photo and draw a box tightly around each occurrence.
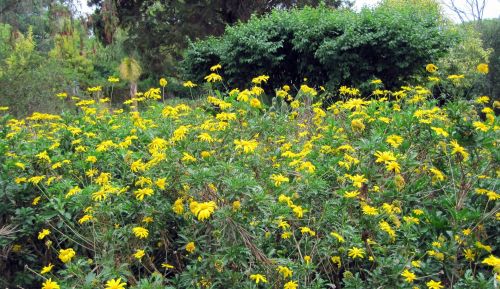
[441,0,487,23]
[89,0,353,77]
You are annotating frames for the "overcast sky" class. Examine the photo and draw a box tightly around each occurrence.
[76,0,500,22]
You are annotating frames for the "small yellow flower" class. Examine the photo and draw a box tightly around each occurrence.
[186,242,196,253]
[41,278,60,289]
[159,78,168,87]
[426,64,438,73]
[204,73,222,83]
[38,229,50,240]
[105,278,127,289]
[183,81,197,88]
[232,200,241,211]
[40,263,54,274]
[277,266,293,278]
[210,64,222,71]
[303,255,311,265]
[348,247,365,259]
[426,280,444,289]
[477,63,489,74]
[401,269,416,283]
[132,227,149,239]
[58,248,76,263]
[283,281,298,289]
[250,274,267,284]
[133,249,145,260]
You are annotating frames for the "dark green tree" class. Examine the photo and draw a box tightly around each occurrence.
[88,0,353,77]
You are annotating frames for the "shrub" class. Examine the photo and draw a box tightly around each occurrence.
[0,68,498,288]
[183,1,455,91]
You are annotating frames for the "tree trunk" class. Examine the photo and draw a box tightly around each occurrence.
[130,82,138,111]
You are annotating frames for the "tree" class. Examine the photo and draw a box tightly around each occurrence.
[89,0,353,78]
[441,0,486,23]
[119,57,142,109]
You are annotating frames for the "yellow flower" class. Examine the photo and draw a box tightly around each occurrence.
[426,280,444,289]
[132,227,149,239]
[107,76,120,83]
[401,269,416,283]
[475,95,490,104]
[190,201,217,221]
[351,119,365,131]
[386,161,401,173]
[283,281,298,289]
[58,248,76,263]
[172,198,184,215]
[41,278,60,289]
[234,139,259,154]
[344,190,360,198]
[134,187,154,201]
[349,174,367,188]
[204,73,222,83]
[300,227,316,236]
[482,255,500,268]
[197,132,214,143]
[249,98,262,108]
[270,174,289,186]
[159,78,168,87]
[386,135,403,148]
[252,75,270,85]
[464,248,475,261]
[250,274,267,284]
[330,232,345,243]
[38,229,50,240]
[40,263,54,274]
[155,178,167,190]
[232,200,241,211]
[133,249,145,259]
[477,63,489,74]
[292,205,304,218]
[281,231,292,239]
[348,247,365,259]
[186,242,196,253]
[361,204,378,216]
[32,196,42,205]
[304,255,311,265]
[210,64,222,71]
[105,278,127,289]
[277,266,293,278]
[183,81,197,88]
[79,214,93,224]
[426,64,438,73]
[450,140,469,161]
[374,151,397,164]
[331,256,342,268]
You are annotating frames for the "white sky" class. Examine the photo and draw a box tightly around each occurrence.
[354,0,500,21]
[76,0,500,22]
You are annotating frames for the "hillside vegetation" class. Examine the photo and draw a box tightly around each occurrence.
[0,64,498,288]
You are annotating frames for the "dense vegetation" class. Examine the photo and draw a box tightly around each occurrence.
[1,63,499,288]
[0,1,499,288]
[183,1,454,90]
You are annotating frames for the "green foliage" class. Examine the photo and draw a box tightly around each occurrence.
[119,57,142,83]
[183,2,455,90]
[90,0,353,78]
[478,19,500,98]
[0,70,498,288]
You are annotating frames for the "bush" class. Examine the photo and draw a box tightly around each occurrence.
[183,1,455,91]
[478,19,500,98]
[1,68,498,288]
